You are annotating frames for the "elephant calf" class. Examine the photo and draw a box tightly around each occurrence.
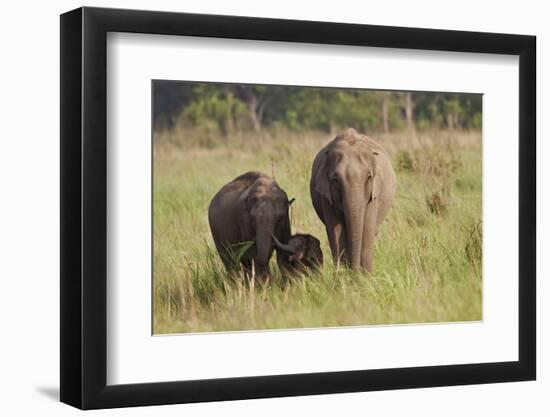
[208,171,294,280]
[272,233,323,272]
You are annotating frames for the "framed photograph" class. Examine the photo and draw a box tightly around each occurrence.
[60,6,536,409]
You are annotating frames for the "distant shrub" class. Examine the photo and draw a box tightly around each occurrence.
[421,149,461,178]
[394,147,462,178]
[416,118,432,131]
[472,112,483,129]
[425,183,450,216]
[395,150,415,172]
[425,190,445,215]
[465,220,482,264]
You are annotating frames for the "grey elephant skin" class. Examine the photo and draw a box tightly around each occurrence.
[310,128,396,271]
[208,171,293,279]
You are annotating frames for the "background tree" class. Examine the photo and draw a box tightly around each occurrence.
[153,81,482,135]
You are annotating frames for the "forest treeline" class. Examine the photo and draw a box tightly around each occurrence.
[153,81,482,135]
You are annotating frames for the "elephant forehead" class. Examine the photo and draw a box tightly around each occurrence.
[253,185,286,201]
[330,138,369,158]
[254,193,288,211]
[330,140,369,158]
[331,150,370,170]
[335,127,361,140]
[287,237,305,251]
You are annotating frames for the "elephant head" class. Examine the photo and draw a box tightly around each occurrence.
[313,128,383,269]
[272,233,323,271]
[241,177,292,277]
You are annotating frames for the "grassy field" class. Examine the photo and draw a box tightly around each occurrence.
[153,128,482,334]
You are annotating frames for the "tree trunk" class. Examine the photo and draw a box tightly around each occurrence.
[381,93,390,134]
[404,92,415,132]
[447,113,455,129]
[248,95,262,132]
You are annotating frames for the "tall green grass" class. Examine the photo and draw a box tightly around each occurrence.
[153,129,482,334]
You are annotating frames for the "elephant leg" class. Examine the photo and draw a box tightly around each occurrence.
[252,260,271,282]
[361,199,378,272]
[276,251,292,281]
[239,256,266,281]
[321,199,348,267]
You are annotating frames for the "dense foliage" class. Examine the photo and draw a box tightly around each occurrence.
[153,81,482,134]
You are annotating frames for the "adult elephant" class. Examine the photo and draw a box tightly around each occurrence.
[310,128,396,272]
[208,171,292,280]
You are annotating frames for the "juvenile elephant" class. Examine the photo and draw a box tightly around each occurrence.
[310,128,396,272]
[272,233,323,272]
[208,171,293,279]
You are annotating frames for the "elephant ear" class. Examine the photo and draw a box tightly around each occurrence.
[240,184,254,212]
[314,151,332,205]
[370,151,382,201]
[238,186,256,241]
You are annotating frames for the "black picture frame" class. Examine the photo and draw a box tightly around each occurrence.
[60,6,536,410]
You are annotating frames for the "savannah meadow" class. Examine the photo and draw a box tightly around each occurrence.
[153,83,482,334]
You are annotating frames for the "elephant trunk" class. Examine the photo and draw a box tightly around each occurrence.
[254,221,275,279]
[344,191,366,270]
[271,233,294,253]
